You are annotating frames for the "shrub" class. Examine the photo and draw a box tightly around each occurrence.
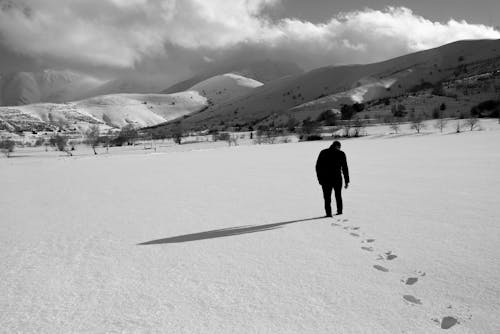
[50,134,72,156]
[0,138,15,157]
[317,110,339,126]
[470,99,500,117]
[301,118,320,135]
[34,137,45,147]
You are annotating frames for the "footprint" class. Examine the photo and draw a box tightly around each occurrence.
[401,271,426,285]
[403,277,419,285]
[331,223,341,227]
[432,316,459,329]
[373,265,389,272]
[385,251,398,260]
[403,295,422,305]
[350,233,360,237]
[361,246,373,252]
[378,251,398,261]
[351,227,360,230]
[362,239,375,243]
[342,219,349,222]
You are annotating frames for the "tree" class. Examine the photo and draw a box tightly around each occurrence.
[391,103,407,118]
[119,124,138,145]
[440,103,447,111]
[301,118,320,136]
[464,117,480,131]
[316,110,339,126]
[434,118,448,133]
[100,130,114,153]
[389,120,401,134]
[410,115,426,133]
[50,134,72,156]
[285,117,300,132]
[85,125,100,155]
[340,105,355,120]
[0,138,15,158]
[172,123,183,144]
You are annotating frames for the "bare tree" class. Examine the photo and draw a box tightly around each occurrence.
[410,115,426,134]
[50,134,72,156]
[101,130,114,153]
[434,118,448,133]
[342,121,353,137]
[352,118,366,137]
[228,134,239,146]
[464,117,480,131]
[389,120,401,134]
[85,125,100,155]
[455,120,462,133]
[0,138,15,158]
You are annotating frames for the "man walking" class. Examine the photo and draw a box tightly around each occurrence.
[316,141,350,216]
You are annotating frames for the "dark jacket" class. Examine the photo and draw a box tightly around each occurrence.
[316,147,349,185]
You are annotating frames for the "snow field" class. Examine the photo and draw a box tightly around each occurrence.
[1,124,499,333]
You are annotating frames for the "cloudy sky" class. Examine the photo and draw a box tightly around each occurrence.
[1,0,499,85]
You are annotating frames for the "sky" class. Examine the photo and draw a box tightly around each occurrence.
[0,0,499,86]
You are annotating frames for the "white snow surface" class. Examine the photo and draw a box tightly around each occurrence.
[1,124,500,333]
[189,73,263,105]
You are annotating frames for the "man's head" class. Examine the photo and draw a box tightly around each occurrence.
[332,141,341,150]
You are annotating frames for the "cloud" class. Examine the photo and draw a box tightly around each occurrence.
[0,1,499,77]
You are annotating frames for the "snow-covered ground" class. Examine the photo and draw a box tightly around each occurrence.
[1,121,499,333]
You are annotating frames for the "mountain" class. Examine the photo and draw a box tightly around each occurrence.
[0,91,207,132]
[162,59,303,94]
[82,76,173,99]
[169,39,500,129]
[188,73,263,105]
[0,70,104,106]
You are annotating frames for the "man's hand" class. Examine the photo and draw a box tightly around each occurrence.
[345,182,349,189]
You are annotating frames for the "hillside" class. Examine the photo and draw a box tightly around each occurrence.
[162,59,303,94]
[169,39,500,130]
[0,70,104,106]
[81,76,173,99]
[188,73,263,105]
[0,91,207,132]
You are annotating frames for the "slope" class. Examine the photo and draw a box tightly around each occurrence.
[0,91,207,132]
[176,39,500,128]
[162,59,303,94]
[188,73,263,105]
[0,70,104,106]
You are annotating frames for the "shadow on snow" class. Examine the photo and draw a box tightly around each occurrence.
[138,216,325,245]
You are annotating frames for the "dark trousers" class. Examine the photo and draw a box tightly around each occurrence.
[322,181,343,215]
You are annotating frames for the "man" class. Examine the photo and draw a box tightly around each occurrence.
[316,141,350,217]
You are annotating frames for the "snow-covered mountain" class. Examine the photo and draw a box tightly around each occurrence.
[188,73,263,105]
[162,59,303,94]
[0,70,104,106]
[0,91,207,132]
[175,39,500,128]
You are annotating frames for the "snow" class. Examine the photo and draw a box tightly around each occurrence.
[189,73,263,104]
[1,121,500,333]
[1,91,208,131]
